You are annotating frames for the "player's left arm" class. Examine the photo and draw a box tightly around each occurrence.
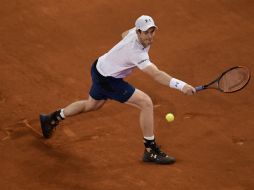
[121,30,129,38]
[121,27,136,38]
[142,63,196,95]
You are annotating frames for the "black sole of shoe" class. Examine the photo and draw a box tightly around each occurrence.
[143,158,176,165]
[39,114,51,139]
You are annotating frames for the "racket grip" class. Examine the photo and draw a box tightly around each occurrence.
[195,86,204,91]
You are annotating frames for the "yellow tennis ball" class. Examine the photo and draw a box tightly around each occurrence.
[165,113,174,122]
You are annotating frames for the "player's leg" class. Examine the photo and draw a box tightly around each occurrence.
[63,95,106,117]
[126,89,175,164]
[51,95,106,121]
[39,96,106,138]
[40,96,106,139]
[125,89,154,137]
[40,58,109,138]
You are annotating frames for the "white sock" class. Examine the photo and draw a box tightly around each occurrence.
[144,135,155,140]
[60,109,65,119]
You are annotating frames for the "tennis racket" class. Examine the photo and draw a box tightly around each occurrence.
[195,66,251,93]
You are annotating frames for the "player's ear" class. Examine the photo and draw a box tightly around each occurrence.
[136,29,142,35]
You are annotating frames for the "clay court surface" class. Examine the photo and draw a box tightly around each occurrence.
[1,1,254,189]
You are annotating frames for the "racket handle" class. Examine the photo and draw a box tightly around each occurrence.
[195,86,204,91]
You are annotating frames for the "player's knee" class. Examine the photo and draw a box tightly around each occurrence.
[140,95,153,109]
[88,101,104,112]
[85,103,98,111]
[91,104,101,111]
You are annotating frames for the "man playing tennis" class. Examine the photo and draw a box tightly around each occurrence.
[40,15,196,165]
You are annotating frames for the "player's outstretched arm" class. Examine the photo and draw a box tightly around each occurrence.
[142,63,196,95]
[142,63,172,85]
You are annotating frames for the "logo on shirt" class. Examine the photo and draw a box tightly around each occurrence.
[137,59,149,65]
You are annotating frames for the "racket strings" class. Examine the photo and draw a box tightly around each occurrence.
[219,67,250,92]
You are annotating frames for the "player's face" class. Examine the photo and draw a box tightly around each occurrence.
[137,27,156,48]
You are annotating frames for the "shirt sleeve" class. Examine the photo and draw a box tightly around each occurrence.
[132,51,152,70]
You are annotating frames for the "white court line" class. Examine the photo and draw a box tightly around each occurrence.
[1,131,10,141]
[63,127,77,138]
[22,119,42,136]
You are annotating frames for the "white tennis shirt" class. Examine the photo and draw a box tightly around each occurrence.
[96,28,152,78]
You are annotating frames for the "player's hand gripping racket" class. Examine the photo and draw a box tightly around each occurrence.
[195,66,251,93]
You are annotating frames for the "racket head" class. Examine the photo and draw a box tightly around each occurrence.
[218,66,251,93]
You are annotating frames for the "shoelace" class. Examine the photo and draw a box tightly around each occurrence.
[152,145,167,157]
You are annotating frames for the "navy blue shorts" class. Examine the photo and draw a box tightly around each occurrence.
[89,60,135,103]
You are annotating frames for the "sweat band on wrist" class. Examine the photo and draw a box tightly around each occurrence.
[169,78,186,91]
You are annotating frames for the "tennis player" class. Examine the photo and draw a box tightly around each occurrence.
[40,15,196,165]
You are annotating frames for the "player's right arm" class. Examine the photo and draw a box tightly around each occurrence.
[142,63,195,95]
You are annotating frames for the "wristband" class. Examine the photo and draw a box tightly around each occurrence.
[169,78,186,91]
